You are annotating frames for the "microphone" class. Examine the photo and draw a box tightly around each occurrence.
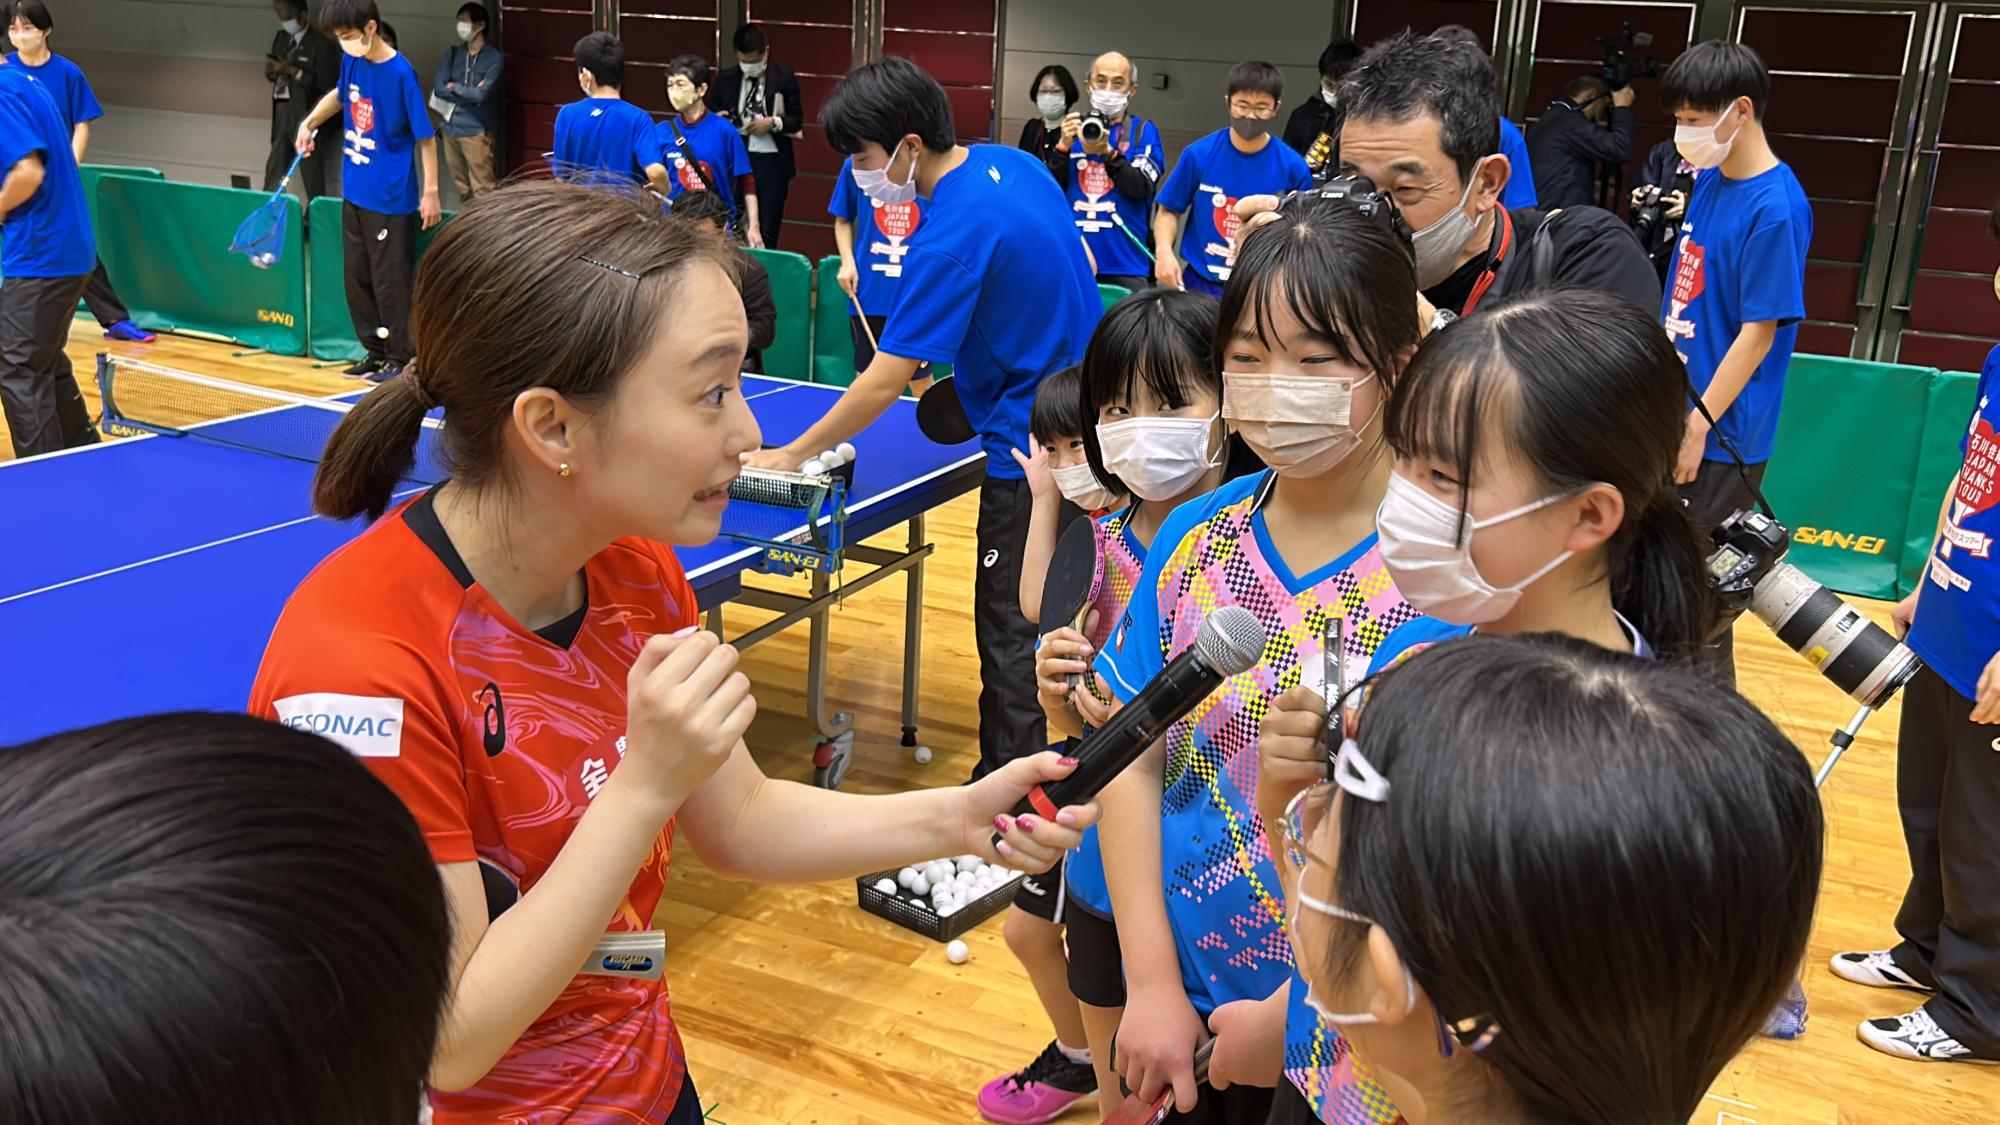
[1000,606,1267,837]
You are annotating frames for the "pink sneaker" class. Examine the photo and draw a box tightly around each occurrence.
[976,1040,1096,1125]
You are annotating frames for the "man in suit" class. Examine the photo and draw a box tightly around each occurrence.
[706,23,801,250]
[266,0,341,198]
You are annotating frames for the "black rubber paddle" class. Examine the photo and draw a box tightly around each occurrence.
[915,375,975,445]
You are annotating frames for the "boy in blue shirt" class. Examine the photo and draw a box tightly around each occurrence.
[1836,303,2000,1065]
[1657,40,1812,684]
[293,0,440,382]
[749,57,1100,780]
[827,155,930,384]
[1153,62,1312,298]
[5,0,152,343]
[0,55,95,456]
[657,54,759,246]
[1061,51,1161,294]
[552,32,666,195]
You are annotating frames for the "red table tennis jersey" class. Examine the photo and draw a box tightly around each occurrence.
[249,489,699,1121]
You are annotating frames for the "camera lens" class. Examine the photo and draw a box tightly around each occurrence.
[1080,115,1106,145]
[1749,564,1922,708]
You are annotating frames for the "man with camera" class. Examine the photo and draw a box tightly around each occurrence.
[706,23,801,249]
[1527,74,1637,209]
[1630,138,1694,282]
[1058,51,1161,294]
[1310,33,1658,323]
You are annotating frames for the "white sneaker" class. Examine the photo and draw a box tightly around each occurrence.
[1857,1008,1999,1064]
[1829,950,1935,993]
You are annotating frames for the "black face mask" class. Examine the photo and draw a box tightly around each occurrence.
[1231,116,1270,141]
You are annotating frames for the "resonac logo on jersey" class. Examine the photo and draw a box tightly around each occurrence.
[273,692,405,757]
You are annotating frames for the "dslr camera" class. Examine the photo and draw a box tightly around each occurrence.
[1596,21,1667,90]
[1631,185,1670,248]
[1079,111,1111,147]
[1708,509,1920,708]
[1282,174,1413,251]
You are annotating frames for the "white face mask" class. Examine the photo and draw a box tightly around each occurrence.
[1321,85,1338,107]
[456,21,476,42]
[1675,108,1740,169]
[1295,889,1419,1026]
[1051,461,1120,511]
[279,18,303,36]
[1410,163,1485,289]
[740,59,767,79]
[1222,372,1377,478]
[1036,93,1068,122]
[1090,88,1129,118]
[1375,471,1578,625]
[9,28,43,52]
[853,140,919,206]
[1096,414,1220,502]
[338,31,372,58]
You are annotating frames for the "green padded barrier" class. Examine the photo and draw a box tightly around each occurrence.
[1763,355,1936,600]
[1900,369,1982,597]
[94,176,307,354]
[746,247,813,380]
[306,196,453,362]
[813,254,856,385]
[1099,281,1133,312]
[81,164,164,232]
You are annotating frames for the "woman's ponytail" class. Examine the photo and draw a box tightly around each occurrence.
[312,366,431,522]
[1614,487,1717,661]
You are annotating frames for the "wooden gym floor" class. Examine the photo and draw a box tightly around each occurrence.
[10,325,2000,1124]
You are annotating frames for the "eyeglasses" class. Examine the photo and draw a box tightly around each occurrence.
[1229,101,1278,118]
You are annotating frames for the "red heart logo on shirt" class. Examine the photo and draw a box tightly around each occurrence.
[1956,415,2000,515]
[1079,159,1112,197]
[873,199,920,239]
[352,94,375,134]
[1671,238,1706,308]
[674,158,711,192]
[1212,196,1242,243]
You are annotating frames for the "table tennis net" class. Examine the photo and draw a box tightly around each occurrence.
[96,358,447,481]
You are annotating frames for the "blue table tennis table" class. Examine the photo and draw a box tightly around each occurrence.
[0,362,984,787]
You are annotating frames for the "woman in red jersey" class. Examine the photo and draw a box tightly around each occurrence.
[249,179,1097,1123]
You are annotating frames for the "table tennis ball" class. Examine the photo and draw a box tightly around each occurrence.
[820,449,839,467]
[873,878,896,895]
[955,871,975,890]
[375,326,391,340]
[896,866,919,889]
[252,252,276,269]
[955,855,981,872]
[911,873,931,896]
[938,901,961,918]
[913,746,933,764]
[927,860,953,884]
[837,442,857,463]
[801,457,826,475]
[946,939,970,964]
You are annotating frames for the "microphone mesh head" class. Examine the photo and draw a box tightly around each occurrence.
[1195,606,1268,676]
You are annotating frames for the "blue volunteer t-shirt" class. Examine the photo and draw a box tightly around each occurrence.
[877,145,1100,478]
[1662,163,1812,464]
[553,96,660,188]
[3,52,99,133]
[827,156,929,316]
[657,111,750,220]
[0,64,94,278]
[1497,117,1538,209]
[339,51,433,215]
[1909,344,2000,702]
[1064,116,1162,278]
[1156,129,1312,286]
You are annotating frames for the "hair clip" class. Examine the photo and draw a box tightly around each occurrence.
[1333,737,1390,804]
[1446,1013,1502,1054]
[577,255,642,280]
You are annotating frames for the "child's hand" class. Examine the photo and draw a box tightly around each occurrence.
[1011,445,1056,501]
[1206,993,1286,1090]
[1257,686,1329,833]
[1974,652,2000,724]
[1036,626,1095,714]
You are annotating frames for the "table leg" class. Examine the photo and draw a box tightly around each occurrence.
[901,514,925,752]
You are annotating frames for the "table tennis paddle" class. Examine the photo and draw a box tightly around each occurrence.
[1039,517,1105,695]
[1103,1040,1215,1125]
[915,375,975,445]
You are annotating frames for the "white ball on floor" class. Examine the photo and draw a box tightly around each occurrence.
[911,874,931,896]
[897,866,918,888]
[874,878,896,894]
[913,745,932,764]
[946,939,970,964]
[375,326,391,340]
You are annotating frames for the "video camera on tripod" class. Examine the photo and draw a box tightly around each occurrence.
[1596,21,1668,90]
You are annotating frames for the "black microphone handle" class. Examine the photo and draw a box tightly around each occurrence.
[996,643,1230,838]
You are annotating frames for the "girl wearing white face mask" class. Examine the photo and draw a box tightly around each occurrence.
[1009,290,1234,1118]
[1281,634,1822,1125]
[1086,197,1434,1122]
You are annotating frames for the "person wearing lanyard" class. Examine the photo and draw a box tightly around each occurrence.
[1318,32,1657,320]
[1059,51,1162,295]
[746,58,1100,784]
[657,54,759,246]
[708,23,801,251]
[430,2,502,203]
